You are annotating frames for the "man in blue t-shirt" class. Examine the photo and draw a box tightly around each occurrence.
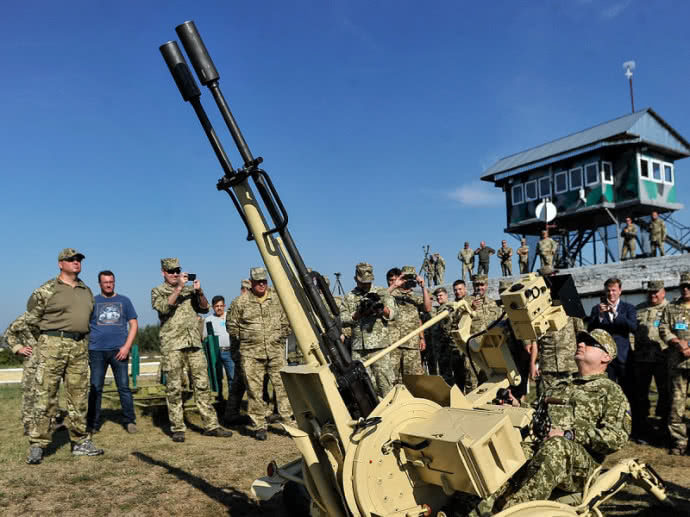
[87,270,138,433]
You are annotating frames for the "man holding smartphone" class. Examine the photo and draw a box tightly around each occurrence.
[151,258,233,443]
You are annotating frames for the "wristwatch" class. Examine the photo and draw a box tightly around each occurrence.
[564,429,575,441]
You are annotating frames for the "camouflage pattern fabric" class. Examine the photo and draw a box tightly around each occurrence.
[649,218,666,256]
[537,237,557,267]
[621,223,637,259]
[432,255,446,286]
[421,258,433,288]
[466,294,501,391]
[431,303,455,385]
[241,351,291,429]
[537,316,583,376]
[151,282,208,352]
[225,343,246,418]
[226,288,291,429]
[389,288,426,383]
[165,347,219,432]
[497,246,513,277]
[504,374,631,508]
[351,349,394,398]
[458,248,475,283]
[517,244,530,274]
[340,286,396,352]
[5,313,41,434]
[659,299,690,449]
[389,348,424,384]
[29,335,90,447]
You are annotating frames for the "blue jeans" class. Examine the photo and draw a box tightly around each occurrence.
[217,348,234,400]
[87,349,136,428]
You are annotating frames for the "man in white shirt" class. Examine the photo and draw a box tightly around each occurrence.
[203,295,234,407]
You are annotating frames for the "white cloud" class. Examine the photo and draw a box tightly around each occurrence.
[601,0,631,19]
[447,181,503,207]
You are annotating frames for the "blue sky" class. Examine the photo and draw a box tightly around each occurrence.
[1,0,689,330]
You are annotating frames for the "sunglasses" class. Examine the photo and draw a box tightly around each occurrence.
[165,268,181,274]
[584,339,609,355]
[62,256,82,262]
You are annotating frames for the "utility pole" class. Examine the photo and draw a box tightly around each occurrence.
[623,61,636,113]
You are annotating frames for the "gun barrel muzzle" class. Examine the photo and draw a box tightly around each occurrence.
[176,20,220,85]
[159,41,201,102]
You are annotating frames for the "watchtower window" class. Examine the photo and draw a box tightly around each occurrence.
[602,161,613,184]
[524,180,537,201]
[512,184,524,204]
[569,167,583,190]
[652,162,662,181]
[584,162,599,186]
[554,171,568,194]
[664,163,674,184]
[538,176,551,198]
[640,158,649,178]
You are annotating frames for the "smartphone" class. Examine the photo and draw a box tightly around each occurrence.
[187,273,197,282]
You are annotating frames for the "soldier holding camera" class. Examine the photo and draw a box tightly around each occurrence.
[151,257,233,443]
[341,263,396,398]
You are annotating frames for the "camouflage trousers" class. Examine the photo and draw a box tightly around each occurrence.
[539,254,554,267]
[241,349,291,430]
[29,335,89,447]
[390,347,424,385]
[500,262,512,276]
[537,371,575,398]
[519,260,529,274]
[21,352,39,434]
[668,368,690,449]
[504,437,598,508]
[165,347,219,433]
[225,346,246,418]
[632,360,670,431]
[352,348,394,399]
[462,264,473,283]
[621,240,636,260]
[650,239,665,257]
[433,271,444,286]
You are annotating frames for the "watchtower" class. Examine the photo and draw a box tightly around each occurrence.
[481,108,690,267]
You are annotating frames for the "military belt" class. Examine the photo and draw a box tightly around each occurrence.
[41,330,86,341]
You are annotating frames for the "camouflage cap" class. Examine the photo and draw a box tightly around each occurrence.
[680,271,690,285]
[355,262,374,283]
[576,329,617,359]
[58,248,85,261]
[401,265,417,276]
[472,274,488,285]
[250,267,268,281]
[160,257,180,270]
[241,279,251,289]
[646,280,664,292]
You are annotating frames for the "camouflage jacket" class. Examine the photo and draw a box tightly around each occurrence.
[517,245,530,263]
[458,248,475,266]
[540,374,631,462]
[151,282,209,352]
[469,294,501,335]
[341,286,395,351]
[621,224,637,241]
[537,237,557,256]
[497,246,513,264]
[659,298,690,369]
[15,276,94,346]
[389,288,427,349]
[4,312,40,354]
[649,219,666,242]
[431,303,454,351]
[537,316,584,375]
[634,299,668,363]
[226,288,290,358]
[433,256,446,275]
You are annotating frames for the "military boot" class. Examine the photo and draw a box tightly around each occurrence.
[26,446,43,465]
[72,439,104,457]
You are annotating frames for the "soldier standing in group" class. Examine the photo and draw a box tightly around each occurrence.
[474,242,495,276]
[517,238,530,274]
[649,211,667,257]
[151,258,233,443]
[432,253,446,286]
[341,263,396,398]
[631,280,670,444]
[466,274,501,391]
[225,279,252,424]
[621,217,638,260]
[458,242,475,283]
[431,288,454,384]
[226,267,292,441]
[659,271,690,456]
[497,240,513,277]
[19,248,103,465]
[537,230,557,268]
[421,254,433,288]
[387,266,432,384]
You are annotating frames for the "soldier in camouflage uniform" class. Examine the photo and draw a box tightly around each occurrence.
[649,211,667,257]
[224,279,252,423]
[226,267,292,441]
[516,238,530,274]
[458,242,475,283]
[341,263,396,398]
[537,230,558,268]
[620,217,638,260]
[431,254,446,286]
[387,265,432,384]
[421,256,433,288]
[532,314,584,397]
[658,271,690,455]
[466,274,501,391]
[151,257,232,443]
[631,280,670,442]
[497,240,513,277]
[502,329,631,509]
[474,242,495,276]
[431,287,457,385]
[17,248,104,464]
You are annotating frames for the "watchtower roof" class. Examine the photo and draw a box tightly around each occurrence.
[482,108,690,182]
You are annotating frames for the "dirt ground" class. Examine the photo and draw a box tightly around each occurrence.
[0,382,688,516]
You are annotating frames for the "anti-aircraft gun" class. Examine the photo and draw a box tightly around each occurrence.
[159,22,670,517]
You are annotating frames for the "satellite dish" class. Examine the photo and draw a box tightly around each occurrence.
[536,200,557,222]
